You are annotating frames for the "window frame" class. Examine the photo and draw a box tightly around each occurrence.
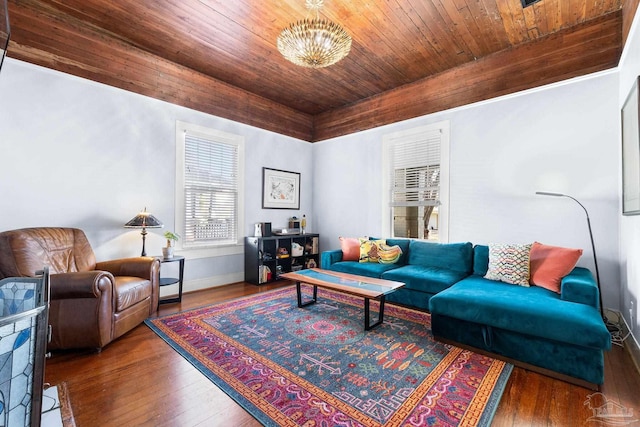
[381,121,450,242]
[175,121,245,259]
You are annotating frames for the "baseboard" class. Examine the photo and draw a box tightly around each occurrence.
[604,308,640,376]
[158,272,245,299]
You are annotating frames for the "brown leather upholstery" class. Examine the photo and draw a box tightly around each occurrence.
[0,227,160,351]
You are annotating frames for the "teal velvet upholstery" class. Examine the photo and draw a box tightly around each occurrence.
[431,314,606,386]
[407,241,473,274]
[325,259,400,277]
[381,265,469,295]
[473,245,490,276]
[322,239,610,387]
[473,245,600,309]
[429,276,610,350]
[320,249,399,276]
[561,267,600,309]
[321,249,344,269]
[321,240,473,309]
[385,287,431,311]
[429,244,611,388]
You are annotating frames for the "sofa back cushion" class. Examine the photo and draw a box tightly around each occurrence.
[473,245,490,276]
[407,240,473,274]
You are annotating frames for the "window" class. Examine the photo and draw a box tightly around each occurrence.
[175,121,244,257]
[382,122,450,241]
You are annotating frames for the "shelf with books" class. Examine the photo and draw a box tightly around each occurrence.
[244,234,319,285]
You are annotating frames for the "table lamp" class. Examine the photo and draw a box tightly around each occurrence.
[124,207,163,256]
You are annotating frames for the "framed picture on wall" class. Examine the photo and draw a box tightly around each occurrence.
[262,167,300,209]
[622,76,640,215]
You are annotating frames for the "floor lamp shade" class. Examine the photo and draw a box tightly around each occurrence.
[124,207,163,256]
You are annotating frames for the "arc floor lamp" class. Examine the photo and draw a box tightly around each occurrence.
[535,191,604,319]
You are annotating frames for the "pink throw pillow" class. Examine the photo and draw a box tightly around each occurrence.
[339,237,361,261]
[529,242,583,293]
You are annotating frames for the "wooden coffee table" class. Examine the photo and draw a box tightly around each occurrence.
[280,268,405,330]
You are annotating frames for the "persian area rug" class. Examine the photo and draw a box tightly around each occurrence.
[145,285,512,427]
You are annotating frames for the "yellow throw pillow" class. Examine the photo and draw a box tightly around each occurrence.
[359,239,386,263]
[378,244,403,264]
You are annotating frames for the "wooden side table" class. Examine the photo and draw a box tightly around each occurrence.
[156,255,185,305]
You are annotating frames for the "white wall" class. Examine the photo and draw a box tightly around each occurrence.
[0,54,626,316]
[314,70,621,312]
[0,59,313,292]
[618,9,640,336]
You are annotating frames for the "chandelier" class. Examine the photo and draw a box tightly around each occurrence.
[277,0,352,68]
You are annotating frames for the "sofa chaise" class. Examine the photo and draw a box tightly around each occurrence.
[321,238,611,389]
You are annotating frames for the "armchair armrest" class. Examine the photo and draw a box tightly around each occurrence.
[50,271,114,299]
[321,250,343,269]
[96,257,160,280]
[561,267,600,309]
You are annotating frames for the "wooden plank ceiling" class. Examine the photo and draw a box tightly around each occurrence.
[5,0,628,141]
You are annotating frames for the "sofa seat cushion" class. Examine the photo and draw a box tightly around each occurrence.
[326,261,399,278]
[381,265,468,294]
[114,276,152,312]
[429,276,610,350]
[385,288,431,311]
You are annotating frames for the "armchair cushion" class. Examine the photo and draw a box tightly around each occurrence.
[115,276,153,312]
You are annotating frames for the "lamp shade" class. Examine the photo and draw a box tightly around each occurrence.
[124,208,163,256]
[124,208,163,229]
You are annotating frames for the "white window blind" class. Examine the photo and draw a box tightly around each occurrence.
[176,121,244,254]
[382,122,449,241]
[389,131,441,208]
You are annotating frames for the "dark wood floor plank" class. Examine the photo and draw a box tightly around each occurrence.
[44,281,640,427]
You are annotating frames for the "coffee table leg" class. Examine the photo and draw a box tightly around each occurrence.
[364,295,386,330]
[296,281,317,307]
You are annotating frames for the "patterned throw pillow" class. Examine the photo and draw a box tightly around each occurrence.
[484,243,532,286]
[359,239,386,263]
[378,244,403,264]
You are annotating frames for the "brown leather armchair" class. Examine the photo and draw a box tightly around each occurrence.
[0,227,160,351]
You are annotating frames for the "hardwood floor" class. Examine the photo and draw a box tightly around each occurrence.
[45,282,640,427]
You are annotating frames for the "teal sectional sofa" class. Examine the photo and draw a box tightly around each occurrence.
[321,239,473,311]
[320,239,611,389]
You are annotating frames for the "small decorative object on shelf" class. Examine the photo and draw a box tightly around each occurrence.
[244,234,320,285]
[277,247,290,258]
[291,242,303,257]
[162,231,180,259]
[301,214,307,234]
